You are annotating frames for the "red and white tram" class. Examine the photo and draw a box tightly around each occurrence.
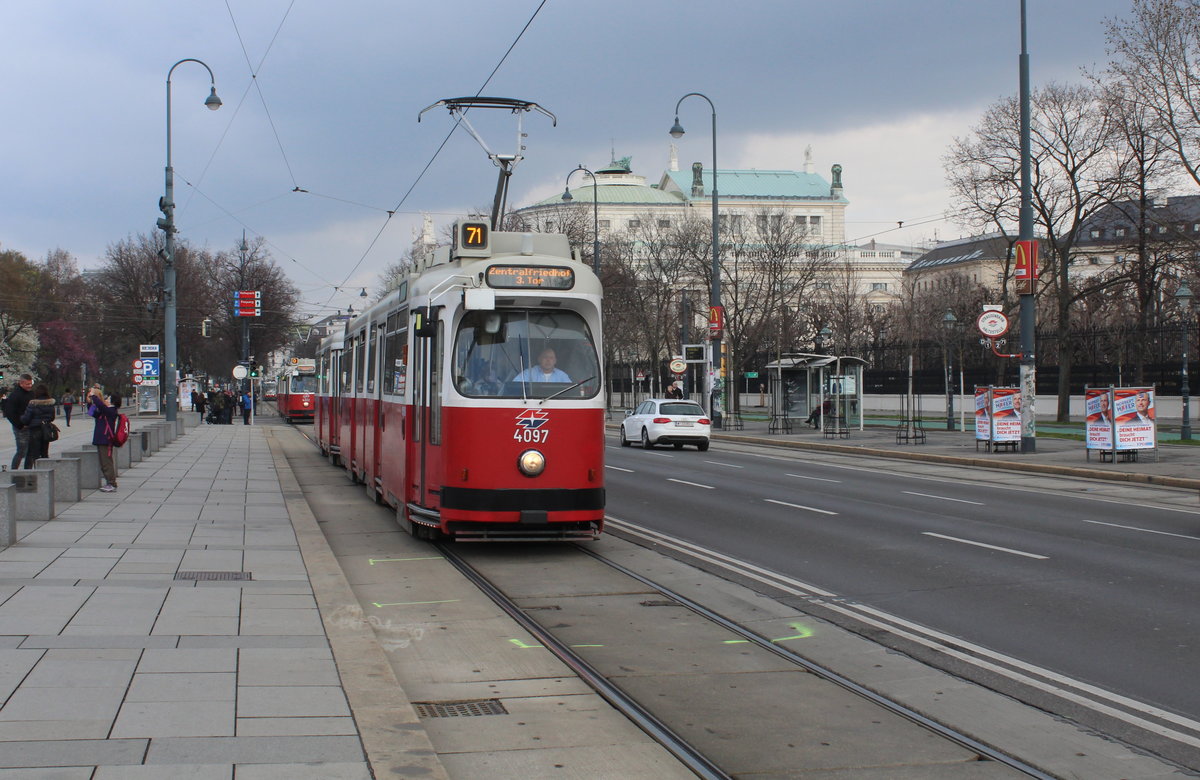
[276,358,317,423]
[315,220,604,541]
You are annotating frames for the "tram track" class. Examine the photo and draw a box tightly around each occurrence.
[437,539,1052,780]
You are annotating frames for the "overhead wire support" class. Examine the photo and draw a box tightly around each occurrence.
[418,97,556,230]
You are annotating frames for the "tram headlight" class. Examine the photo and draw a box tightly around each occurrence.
[517,449,546,477]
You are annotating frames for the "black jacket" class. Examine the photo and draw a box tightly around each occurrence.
[4,385,33,429]
[20,397,56,430]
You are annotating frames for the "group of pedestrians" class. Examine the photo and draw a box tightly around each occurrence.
[193,388,254,425]
[2,375,122,492]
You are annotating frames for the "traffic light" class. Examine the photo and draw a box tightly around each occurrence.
[249,361,261,378]
[156,196,174,232]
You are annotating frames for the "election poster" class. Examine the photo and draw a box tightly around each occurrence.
[991,387,1021,442]
[1113,387,1156,451]
[974,387,990,441]
[1084,387,1114,450]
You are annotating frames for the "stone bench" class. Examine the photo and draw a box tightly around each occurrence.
[0,470,54,522]
[0,484,15,548]
[35,456,81,506]
[60,448,101,490]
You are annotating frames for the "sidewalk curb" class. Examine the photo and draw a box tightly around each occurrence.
[265,429,451,780]
[716,432,1200,491]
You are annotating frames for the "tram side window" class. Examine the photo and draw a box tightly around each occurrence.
[382,327,408,397]
[366,325,378,394]
[354,335,366,394]
[453,309,601,399]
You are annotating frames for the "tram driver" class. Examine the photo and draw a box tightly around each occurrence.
[512,348,571,383]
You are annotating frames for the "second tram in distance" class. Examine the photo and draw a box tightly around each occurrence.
[276,359,317,423]
[314,220,605,541]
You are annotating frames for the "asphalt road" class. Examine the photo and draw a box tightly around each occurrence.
[603,432,1200,752]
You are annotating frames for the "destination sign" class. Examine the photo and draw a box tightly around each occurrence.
[485,265,575,290]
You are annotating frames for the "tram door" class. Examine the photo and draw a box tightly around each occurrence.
[410,316,443,508]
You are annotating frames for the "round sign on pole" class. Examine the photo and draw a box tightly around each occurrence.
[232,365,249,380]
[976,310,1010,338]
[132,374,144,385]
[669,358,686,374]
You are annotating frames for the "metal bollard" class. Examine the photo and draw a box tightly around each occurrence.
[0,470,55,522]
[0,484,15,548]
[35,457,81,506]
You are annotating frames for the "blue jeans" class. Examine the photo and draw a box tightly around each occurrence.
[10,426,29,470]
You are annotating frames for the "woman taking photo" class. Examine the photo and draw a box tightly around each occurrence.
[87,386,121,493]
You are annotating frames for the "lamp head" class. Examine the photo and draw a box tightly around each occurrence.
[204,87,222,111]
[943,310,958,326]
[561,187,573,202]
[669,117,685,139]
[1177,283,1194,310]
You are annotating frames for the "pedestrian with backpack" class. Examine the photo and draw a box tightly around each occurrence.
[87,386,122,492]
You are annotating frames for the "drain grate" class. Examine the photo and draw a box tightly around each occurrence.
[413,699,508,718]
[174,571,253,581]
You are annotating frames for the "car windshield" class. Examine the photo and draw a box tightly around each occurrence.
[453,309,601,399]
[660,402,704,416]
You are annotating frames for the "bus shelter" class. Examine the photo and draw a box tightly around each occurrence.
[764,355,867,431]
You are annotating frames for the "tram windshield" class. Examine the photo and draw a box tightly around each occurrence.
[454,309,600,399]
[289,375,316,394]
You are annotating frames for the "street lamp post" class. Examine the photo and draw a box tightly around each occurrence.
[670,93,722,426]
[561,165,600,274]
[159,58,221,423]
[1176,284,1193,441]
[943,310,958,431]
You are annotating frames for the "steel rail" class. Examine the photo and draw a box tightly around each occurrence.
[435,542,731,780]
[577,542,1056,780]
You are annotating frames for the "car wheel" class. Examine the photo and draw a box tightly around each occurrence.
[619,426,631,447]
[641,428,654,449]
[697,440,710,451]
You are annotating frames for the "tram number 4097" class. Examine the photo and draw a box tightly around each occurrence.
[514,428,550,443]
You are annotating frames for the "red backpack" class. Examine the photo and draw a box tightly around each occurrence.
[105,413,131,447]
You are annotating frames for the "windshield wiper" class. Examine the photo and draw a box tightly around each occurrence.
[540,376,595,405]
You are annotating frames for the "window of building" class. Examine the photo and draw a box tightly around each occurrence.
[870,282,888,291]
[809,216,822,235]
[1089,257,1099,265]
[628,219,641,230]
[544,220,554,232]
[658,219,671,228]
[598,219,611,229]
[1158,225,1168,233]
[1115,227,1126,237]
[1090,229,1101,239]
[815,281,831,291]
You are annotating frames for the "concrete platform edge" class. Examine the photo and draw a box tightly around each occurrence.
[264,428,451,780]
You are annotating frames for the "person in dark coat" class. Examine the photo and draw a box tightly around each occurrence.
[87,387,121,492]
[4,374,34,470]
[192,390,207,422]
[60,390,77,426]
[19,384,56,468]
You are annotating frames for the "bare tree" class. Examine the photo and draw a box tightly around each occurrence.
[1105,0,1200,189]
[945,82,1121,420]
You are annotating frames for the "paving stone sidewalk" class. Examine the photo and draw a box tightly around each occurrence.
[0,422,373,779]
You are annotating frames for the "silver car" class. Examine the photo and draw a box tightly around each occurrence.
[620,399,711,451]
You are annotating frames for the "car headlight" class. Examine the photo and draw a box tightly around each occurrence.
[517,449,546,477]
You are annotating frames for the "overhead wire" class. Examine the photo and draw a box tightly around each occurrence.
[320,0,552,313]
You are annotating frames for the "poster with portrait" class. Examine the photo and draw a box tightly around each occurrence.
[1113,387,1156,451]
[974,387,990,441]
[991,387,1021,442]
[1084,387,1114,450]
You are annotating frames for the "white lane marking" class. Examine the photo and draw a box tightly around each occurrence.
[1083,519,1200,541]
[922,532,1048,560]
[765,498,837,515]
[668,478,714,490]
[904,490,984,506]
[649,451,675,458]
[786,473,841,483]
[605,465,634,473]
[605,516,1200,747]
[704,460,743,469]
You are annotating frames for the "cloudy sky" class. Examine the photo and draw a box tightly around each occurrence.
[2,1,1133,319]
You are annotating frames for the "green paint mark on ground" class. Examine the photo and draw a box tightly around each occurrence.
[771,622,814,642]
